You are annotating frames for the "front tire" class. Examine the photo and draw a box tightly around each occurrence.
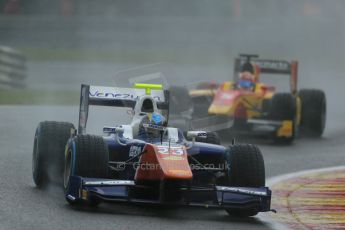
[32,121,75,188]
[225,144,265,217]
[270,93,296,144]
[64,135,109,206]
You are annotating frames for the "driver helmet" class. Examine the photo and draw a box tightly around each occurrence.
[239,62,255,89]
[239,73,255,88]
[139,112,166,138]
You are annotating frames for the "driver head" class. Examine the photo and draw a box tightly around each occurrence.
[239,72,255,88]
[141,112,166,138]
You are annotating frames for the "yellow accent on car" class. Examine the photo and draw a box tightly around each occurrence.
[208,94,262,118]
[189,89,215,97]
[277,120,293,137]
[81,189,88,200]
[147,113,152,120]
[134,83,163,95]
[221,82,233,90]
[263,92,274,99]
[208,104,233,115]
[168,169,190,175]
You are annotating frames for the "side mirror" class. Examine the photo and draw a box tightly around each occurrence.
[184,131,207,149]
[103,126,124,135]
[186,131,207,140]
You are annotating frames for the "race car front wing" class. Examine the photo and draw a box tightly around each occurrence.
[66,176,272,213]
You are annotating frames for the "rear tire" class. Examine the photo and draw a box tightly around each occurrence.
[270,93,296,144]
[32,121,75,188]
[225,144,265,217]
[64,135,109,206]
[299,89,326,137]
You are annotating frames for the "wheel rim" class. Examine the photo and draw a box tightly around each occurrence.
[64,148,72,189]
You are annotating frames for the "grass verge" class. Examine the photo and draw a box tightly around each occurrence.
[0,89,79,105]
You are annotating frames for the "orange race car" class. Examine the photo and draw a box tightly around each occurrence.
[186,54,326,144]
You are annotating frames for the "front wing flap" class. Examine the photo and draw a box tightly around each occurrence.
[66,176,272,212]
[246,119,294,137]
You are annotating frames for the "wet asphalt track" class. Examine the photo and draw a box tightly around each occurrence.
[0,103,344,230]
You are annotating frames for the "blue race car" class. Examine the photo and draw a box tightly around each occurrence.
[32,83,272,217]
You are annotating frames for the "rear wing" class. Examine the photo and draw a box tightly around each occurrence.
[234,55,299,94]
[78,84,169,134]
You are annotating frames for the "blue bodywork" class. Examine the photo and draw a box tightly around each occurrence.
[65,132,272,213]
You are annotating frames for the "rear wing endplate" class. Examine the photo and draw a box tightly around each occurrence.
[78,84,169,134]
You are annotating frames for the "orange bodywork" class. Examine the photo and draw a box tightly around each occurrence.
[208,82,275,118]
[134,144,193,181]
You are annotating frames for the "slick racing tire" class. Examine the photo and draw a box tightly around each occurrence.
[64,135,109,206]
[270,93,296,144]
[195,132,221,145]
[299,89,326,137]
[225,144,265,217]
[32,121,75,188]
